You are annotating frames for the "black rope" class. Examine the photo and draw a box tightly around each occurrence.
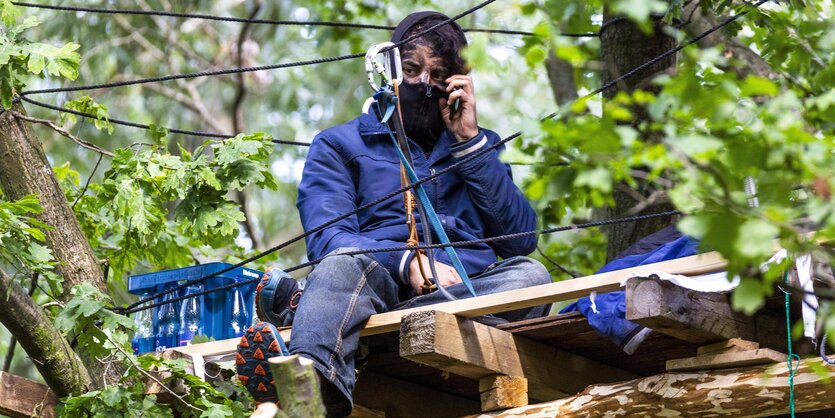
[10,2,596,38]
[284,211,681,273]
[117,0,770,315]
[21,97,311,146]
[122,210,680,314]
[118,127,518,314]
[19,0,495,97]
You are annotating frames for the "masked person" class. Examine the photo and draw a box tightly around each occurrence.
[237,11,552,416]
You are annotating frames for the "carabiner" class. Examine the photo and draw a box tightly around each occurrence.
[365,42,402,92]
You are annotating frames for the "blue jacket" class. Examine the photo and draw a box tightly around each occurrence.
[297,108,537,284]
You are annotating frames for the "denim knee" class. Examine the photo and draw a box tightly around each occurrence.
[508,257,552,287]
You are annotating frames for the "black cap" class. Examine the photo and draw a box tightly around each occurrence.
[390,11,467,46]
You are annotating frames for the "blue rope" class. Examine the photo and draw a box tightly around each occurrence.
[784,270,799,417]
[373,88,477,297]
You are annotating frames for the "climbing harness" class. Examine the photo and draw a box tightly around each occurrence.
[365,43,477,298]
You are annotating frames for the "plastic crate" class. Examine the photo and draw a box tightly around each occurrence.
[128,263,263,348]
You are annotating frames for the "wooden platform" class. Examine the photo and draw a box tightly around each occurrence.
[4,247,833,418]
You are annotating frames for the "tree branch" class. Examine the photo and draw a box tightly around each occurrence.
[12,112,114,157]
[101,332,203,414]
[229,1,265,251]
[680,2,779,80]
[0,269,92,396]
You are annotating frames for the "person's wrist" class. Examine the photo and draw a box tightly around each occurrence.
[454,128,480,143]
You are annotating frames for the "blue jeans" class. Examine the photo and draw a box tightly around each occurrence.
[289,248,552,406]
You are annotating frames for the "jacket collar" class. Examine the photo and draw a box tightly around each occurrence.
[357,103,453,165]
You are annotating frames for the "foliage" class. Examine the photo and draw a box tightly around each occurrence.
[55,283,253,417]
[516,0,835,317]
[60,96,115,134]
[58,355,254,418]
[0,2,79,108]
[0,194,55,276]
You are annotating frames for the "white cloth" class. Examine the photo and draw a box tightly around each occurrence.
[621,270,739,292]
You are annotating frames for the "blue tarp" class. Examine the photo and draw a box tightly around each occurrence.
[561,234,700,349]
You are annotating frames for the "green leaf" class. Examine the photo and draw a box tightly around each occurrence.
[21,42,80,79]
[0,0,21,27]
[740,76,779,97]
[1,64,13,109]
[734,219,779,258]
[574,167,612,193]
[731,277,768,314]
[149,123,169,146]
[61,96,113,134]
[200,404,233,418]
[27,242,53,263]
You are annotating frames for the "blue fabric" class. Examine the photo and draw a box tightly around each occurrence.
[296,111,538,282]
[561,235,700,347]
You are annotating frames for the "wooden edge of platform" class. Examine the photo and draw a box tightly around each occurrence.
[0,371,57,418]
[467,356,835,418]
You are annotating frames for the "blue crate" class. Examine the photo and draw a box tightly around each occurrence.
[128,263,263,349]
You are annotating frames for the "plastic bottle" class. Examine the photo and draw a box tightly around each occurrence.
[177,284,203,346]
[155,290,180,351]
[131,290,155,355]
[227,285,250,339]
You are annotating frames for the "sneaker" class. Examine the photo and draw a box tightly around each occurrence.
[236,321,290,403]
[255,267,302,327]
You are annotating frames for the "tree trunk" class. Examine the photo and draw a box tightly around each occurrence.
[545,52,578,105]
[0,270,92,396]
[473,355,835,417]
[597,14,678,261]
[0,103,108,298]
[0,103,118,389]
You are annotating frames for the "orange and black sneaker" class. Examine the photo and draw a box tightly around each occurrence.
[255,267,302,327]
[235,321,290,403]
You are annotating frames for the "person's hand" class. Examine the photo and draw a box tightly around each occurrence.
[408,255,462,294]
[439,75,479,143]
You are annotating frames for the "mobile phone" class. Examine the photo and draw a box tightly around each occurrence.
[452,87,461,114]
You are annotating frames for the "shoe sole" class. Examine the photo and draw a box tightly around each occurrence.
[236,321,289,403]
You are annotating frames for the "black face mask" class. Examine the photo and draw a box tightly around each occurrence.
[398,81,447,151]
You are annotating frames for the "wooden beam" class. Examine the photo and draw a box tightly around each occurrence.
[666,348,785,372]
[366,251,727,335]
[353,371,480,417]
[697,338,760,356]
[399,311,638,401]
[0,372,57,418]
[471,356,835,417]
[625,277,787,351]
[479,375,528,412]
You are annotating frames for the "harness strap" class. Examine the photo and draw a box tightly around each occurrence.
[387,133,477,297]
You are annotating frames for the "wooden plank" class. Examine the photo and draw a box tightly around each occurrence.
[479,375,528,412]
[625,277,787,351]
[353,371,480,417]
[470,356,835,417]
[0,372,57,418]
[349,405,386,418]
[399,311,638,401]
[697,338,760,356]
[365,251,727,336]
[666,348,786,372]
